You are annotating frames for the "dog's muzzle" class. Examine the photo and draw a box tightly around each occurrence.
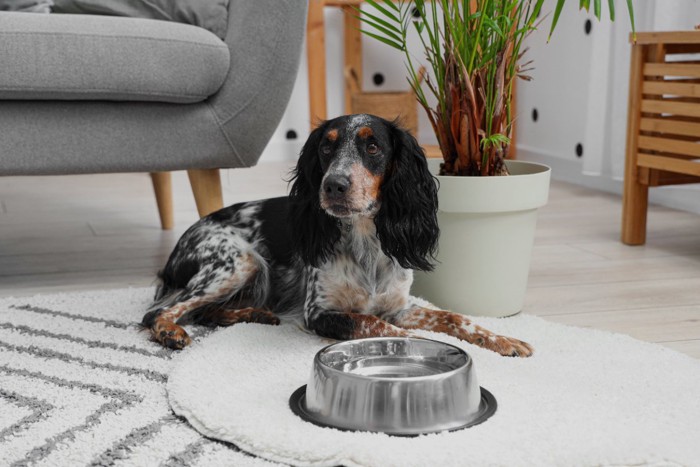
[320,174,354,217]
[322,174,350,201]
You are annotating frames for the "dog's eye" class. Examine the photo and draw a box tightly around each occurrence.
[367,143,379,155]
[321,145,331,156]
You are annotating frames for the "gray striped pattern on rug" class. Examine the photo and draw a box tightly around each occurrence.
[0,288,282,467]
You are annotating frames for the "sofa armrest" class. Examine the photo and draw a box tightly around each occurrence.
[207,0,307,167]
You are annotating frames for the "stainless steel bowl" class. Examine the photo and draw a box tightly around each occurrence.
[289,337,496,436]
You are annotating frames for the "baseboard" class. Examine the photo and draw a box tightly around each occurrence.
[517,145,700,216]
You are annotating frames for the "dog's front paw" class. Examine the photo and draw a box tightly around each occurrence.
[152,322,192,350]
[487,335,534,358]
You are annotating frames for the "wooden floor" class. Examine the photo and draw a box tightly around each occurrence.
[1,162,699,359]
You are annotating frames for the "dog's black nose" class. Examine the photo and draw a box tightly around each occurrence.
[323,175,350,197]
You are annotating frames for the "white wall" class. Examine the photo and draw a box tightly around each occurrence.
[517,0,700,214]
[260,1,700,214]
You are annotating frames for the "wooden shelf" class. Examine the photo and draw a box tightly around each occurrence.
[423,144,442,159]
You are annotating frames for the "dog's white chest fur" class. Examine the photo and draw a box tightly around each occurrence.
[316,218,412,315]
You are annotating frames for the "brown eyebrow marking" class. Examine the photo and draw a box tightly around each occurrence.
[327,129,339,141]
[357,126,373,139]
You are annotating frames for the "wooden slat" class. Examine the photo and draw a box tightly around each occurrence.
[633,31,700,45]
[641,99,700,118]
[647,169,700,187]
[642,80,700,98]
[422,144,442,159]
[637,149,700,160]
[324,0,363,6]
[637,153,700,177]
[639,117,700,137]
[644,63,700,78]
[638,135,700,158]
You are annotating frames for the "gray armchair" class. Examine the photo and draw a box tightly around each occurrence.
[0,0,307,228]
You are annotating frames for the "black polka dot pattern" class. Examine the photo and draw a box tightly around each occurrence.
[532,108,538,122]
[286,130,298,140]
[372,73,385,86]
[585,19,592,35]
[576,143,584,158]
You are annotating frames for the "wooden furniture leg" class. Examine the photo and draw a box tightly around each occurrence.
[621,159,649,245]
[342,5,362,114]
[150,172,174,230]
[307,0,327,127]
[187,169,224,218]
[621,44,648,245]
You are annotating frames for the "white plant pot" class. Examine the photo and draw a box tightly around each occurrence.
[412,159,551,317]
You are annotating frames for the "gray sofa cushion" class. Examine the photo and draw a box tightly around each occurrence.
[0,12,230,103]
[52,0,229,40]
[0,0,53,13]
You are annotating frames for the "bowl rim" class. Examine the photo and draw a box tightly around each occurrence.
[314,336,472,382]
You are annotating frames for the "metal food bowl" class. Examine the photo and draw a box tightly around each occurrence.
[289,337,496,436]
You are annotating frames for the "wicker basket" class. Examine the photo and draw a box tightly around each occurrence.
[345,67,425,136]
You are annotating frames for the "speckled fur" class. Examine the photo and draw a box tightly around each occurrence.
[142,114,533,357]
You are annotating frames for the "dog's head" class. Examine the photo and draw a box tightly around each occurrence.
[289,114,439,271]
[316,114,393,218]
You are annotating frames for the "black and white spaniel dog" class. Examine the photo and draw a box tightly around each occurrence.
[142,114,533,357]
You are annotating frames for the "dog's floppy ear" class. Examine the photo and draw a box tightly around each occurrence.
[288,121,341,267]
[375,122,439,271]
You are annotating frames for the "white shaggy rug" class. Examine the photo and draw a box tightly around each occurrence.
[0,288,281,467]
[2,287,699,467]
[167,314,700,467]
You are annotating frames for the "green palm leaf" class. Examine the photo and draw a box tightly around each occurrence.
[379,0,400,13]
[359,29,404,51]
[548,0,567,40]
[626,0,636,36]
[363,0,401,24]
[356,14,404,44]
[355,9,401,34]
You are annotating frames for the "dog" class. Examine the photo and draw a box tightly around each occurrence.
[141,114,533,357]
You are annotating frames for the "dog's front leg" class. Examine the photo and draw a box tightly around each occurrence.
[307,311,410,340]
[303,268,408,340]
[385,303,534,357]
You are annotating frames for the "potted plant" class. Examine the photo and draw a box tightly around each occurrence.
[359,0,635,317]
